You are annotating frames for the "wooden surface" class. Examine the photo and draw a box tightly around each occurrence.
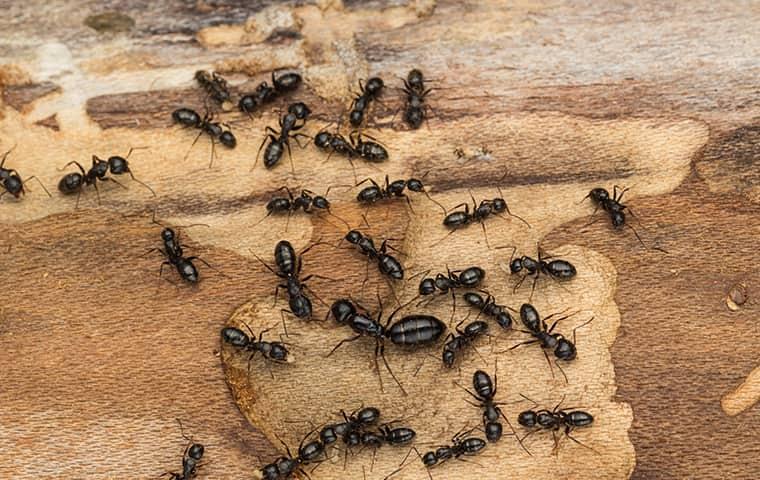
[1,1,759,479]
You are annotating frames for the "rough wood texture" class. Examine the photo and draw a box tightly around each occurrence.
[0,1,758,479]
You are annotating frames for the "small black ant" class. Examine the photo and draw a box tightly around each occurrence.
[320,406,381,448]
[359,423,417,473]
[195,70,231,104]
[0,146,51,201]
[355,173,445,213]
[505,304,593,382]
[256,427,326,480]
[255,102,312,171]
[221,323,293,377]
[416,266,486,322]
[328,297,446,394]
[171,107,236,167]
[146,226,210,284]
[401,69,433,129]
[162,419,205,480]
[252,240,328,322]
[255,186,348,231]
[239,70,302,114]
[508,245,576,300]
[344,229,405,283]
[517,394,595,454]
[349,77,384,127]
[418,427,486,476]
[435,189,530,248]
[58,150,156,207]
[441,320,489,368]
[314,128,389,182]
[462,292,513,330]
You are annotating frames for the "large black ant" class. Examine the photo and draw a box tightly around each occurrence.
[441,320,489,368]
[195,70,231,104]
[505,303,593,382]
[349,77,384,127]
[239,70,302,114]
[255,102,312,171]
[252,240,329,323]
[507,245,577,300]
[58,150,156,207]
[162,420,205,480]
[517,394,595,454]
[435,189,530,248]
[416,266,486,322]
[327,297,446,394]
[462,292,513,330]
[401,69,433,129]
[256,427,326,480]
[355,173,445,213]
[171,107,236,167]
[0,146,51,201]
[255,186,349,231]
[221,323,293,378]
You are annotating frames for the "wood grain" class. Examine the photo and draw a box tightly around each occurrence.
[0,0,758,479]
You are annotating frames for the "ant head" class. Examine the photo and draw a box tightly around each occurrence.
[188,443,205,460]
[312,196,330,209]
[366,76,384,95]
[554,337,577,360]
[406,178,424,192]
[517,410,538,428]
[287,102,311,120]
[314,131,332,148]
[611,210,626,228]
[2,175,23,197]
[345,230,362,244]
[260,463,279,480]
[219,130,236,148]
[509,258,523,273]
[407,69,424,88]
[161,228,176,242]
[418,277,436,295]
[221,326,250,347]
[91,156,109,177]
[442,349,455,368]
[107,156,129,174]
[492,197,507,212]
[239,94,258,113]
[589,187,609,203]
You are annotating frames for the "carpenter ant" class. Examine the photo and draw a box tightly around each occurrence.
[508,245,576,300]
[401,69,433,129]
[254,102,312,171]
[327,297,446,394]
[221,323,293,378]
[517,395,595,454]
[416,266,486,323]
[359,423,417,473]
[255,186,349,231]
[462,292,513,330]
[252,240,329,322]
[0,146,51,201]
[355,173,445,213]
[171,107,236,167]
[349,77,384,127]
[313,127,389,181]
[417,427,486,477]
[441,320,489,368]
[320,406,381,448]
[435,190,530,248]
[344,229,405,284]
[163,420,205,480]
[256,427,326,480]
[58,152,155,207]
[195,70,231,104]
[505,304,593,382]
[146,226,211,284]
[239,70,302,114]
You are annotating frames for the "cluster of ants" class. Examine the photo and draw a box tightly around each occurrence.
[0,66,654,480]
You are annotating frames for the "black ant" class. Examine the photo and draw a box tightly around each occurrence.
[355,173,445,213]
[517,394,595,454]
[256,427,326,480]
[252,240,329,323]
[320,406,381,448]
[239,70,302,114]
[359,423,417,473]
[349,77,384,127]
[194,70,231,104]
[327,297,446,394]
[254,186,349,231]
[0,146,51,201]
[58,150,156,207]
[504,303,593,382]
[344,229,405,283]
[507,245,576,300]
[435,189,530,248]
[462,292,513,330]
[441,320,489,368]
[162,419,205,480]
[255,102,312,171]
[146,226,211,284]
[221,323,293,378]
[416,266,486,323]
[313,127,389,182]
[171,107,236,167]
[416,427,486,479]
[401,69,433,129]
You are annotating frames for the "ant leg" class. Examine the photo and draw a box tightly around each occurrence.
[429,228,457,248]
[380,342,407,395]
[186,256,228,278]
[479,221,491,249]
[570,316,594,345]
[545,311,578,334]
[543,349,556,379]
[183,130,205,161]
[565,427,599,453]
[326,334,362,357]
[22,176,52,197]
[512,273,528,294]
[122,171,156,196]
[529,274,539,303]
[506,339,539,351]
[102,177,128,190]
[500,205,531,228]
[59,160,87,174]
[554,359,568,383]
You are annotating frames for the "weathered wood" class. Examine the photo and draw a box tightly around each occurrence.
[0,1,758,479]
